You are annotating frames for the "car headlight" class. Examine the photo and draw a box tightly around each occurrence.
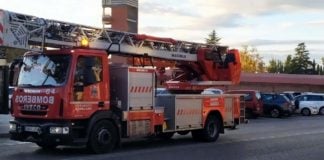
[49,127,69,134]
[9,123,17,131]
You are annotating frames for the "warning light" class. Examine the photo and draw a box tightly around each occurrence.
[81,37,89,47]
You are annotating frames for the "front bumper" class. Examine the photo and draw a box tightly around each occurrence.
[9,119,80,145]
[310,108,319,115]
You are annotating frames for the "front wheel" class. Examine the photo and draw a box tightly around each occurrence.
[192,115,220,142]
[270,108,280,118]
[87,120,118,154]
[301,108,311,116]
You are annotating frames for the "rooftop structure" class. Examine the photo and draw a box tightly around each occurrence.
[102,0,138,33]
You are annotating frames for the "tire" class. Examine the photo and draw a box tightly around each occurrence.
[87,120,118,154]
[270,108,280,118]
[36,142,57,150]
[319,107,324,115]
[192,115,220,142]
[301,108,311,116]
[157,132,175,139]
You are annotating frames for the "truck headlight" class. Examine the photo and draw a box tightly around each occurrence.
[9,123,17,131]
[49,127,69,134]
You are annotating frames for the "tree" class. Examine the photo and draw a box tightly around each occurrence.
[239,46,265,73]
[205,30,221,45]
[322,57,324,65]
[268,59,279,73]
[290,42,311,74]
[284,55,293,73]
[267,59,284,73]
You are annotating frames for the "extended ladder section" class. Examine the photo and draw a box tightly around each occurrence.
[0,9,241,89]
[0,9,219,62]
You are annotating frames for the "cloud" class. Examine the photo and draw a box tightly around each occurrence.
[306,20,324,26]
[139,1,198,17]
[139,0,324,35]
[245,39,324,46]
[190,0,324,16]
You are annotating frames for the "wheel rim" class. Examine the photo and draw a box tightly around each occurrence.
[97,129,111,145]
[303,109,310,116]
[207,122,217,137]
[271,109,279,118]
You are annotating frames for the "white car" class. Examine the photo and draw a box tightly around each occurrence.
[201,88,224,95]
[294,93,324,116]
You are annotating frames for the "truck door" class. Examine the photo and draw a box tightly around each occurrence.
[70,55,107,117]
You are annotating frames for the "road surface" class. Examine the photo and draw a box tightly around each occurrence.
[1,115,324,160]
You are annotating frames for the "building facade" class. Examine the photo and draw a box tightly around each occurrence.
[102,0,138,33]
[228,73,324,93]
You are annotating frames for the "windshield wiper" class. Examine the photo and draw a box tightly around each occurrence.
[42,84,56,87]
[19,84,37,87]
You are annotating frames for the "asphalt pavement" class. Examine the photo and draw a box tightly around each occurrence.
[1,115,324,160]
[0,114,12,137]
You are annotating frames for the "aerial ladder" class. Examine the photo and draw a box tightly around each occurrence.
[0,9,241,92]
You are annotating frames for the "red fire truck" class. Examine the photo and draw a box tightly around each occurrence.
[0,9,245,153]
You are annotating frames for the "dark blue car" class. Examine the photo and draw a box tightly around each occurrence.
[261,93,294,118]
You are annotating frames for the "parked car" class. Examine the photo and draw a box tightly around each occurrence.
[294,93,324,116]
[226,90,263,118]
[201,88,224,95]
[283,91,301,99]
[261,93,294,118]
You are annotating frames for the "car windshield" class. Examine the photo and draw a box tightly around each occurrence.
[280,94,291,102]
[18,54,71,87]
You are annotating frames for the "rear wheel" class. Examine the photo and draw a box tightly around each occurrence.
[87,120,118,154]
[192,115,220,142]
[319,107,324,115]
[301,108,311,116]
[270,108,280,118]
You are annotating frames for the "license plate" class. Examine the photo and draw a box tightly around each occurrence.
[24,126,40,133]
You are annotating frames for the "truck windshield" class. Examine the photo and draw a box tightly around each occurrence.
[18,54,71,87]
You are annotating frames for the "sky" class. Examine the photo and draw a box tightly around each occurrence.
[0,0,323,64]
